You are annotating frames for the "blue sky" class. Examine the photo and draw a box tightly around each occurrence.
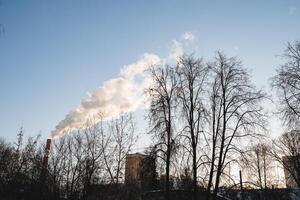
[0,0,299,143]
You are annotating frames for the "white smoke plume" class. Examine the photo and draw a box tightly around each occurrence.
[168,40,183,63]
[51,40,185,139]
[182,32,195,41]
[51,53,160,138]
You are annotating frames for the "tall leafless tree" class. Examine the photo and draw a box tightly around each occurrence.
[176,55,208,200]
[147,65,178,200]
[272,40,300,128]
[206,52,266,200]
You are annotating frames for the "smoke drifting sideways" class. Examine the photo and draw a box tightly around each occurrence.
[50,53,161,138]
[50,37,187,139]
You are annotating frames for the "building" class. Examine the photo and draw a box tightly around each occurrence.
[124,153,146,186]
[124,152,157,191]
[283,156,300,188]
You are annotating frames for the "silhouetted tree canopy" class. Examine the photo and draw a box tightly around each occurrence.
[272,40,300,128]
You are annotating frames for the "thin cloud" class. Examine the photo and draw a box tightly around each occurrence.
[182,32,195,41]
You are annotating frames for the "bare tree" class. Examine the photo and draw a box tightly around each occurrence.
[206,52,266,200]
[0,128,43,200]
[0,118,138,200]
[241,142,274,189]
[102,113,136,184]
[272,40,300,128]
[176,55,208,200]
[147,65,178,200]
[48,113,136,200]
[271,130,300,188]
[49,136,69,197]
[82,123,106,198]
[64,134,85,199]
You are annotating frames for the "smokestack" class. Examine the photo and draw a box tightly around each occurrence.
[42,139,51,168]
[39,139,52,198]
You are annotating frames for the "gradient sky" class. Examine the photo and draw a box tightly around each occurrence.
[0,0,300,145]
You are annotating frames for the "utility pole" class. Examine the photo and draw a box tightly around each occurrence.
[239,170,244,200]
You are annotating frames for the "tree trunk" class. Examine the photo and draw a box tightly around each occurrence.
[165,140,170,200]
[192,142,197,200]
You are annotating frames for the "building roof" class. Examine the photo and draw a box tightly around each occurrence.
[126,152,146,158]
